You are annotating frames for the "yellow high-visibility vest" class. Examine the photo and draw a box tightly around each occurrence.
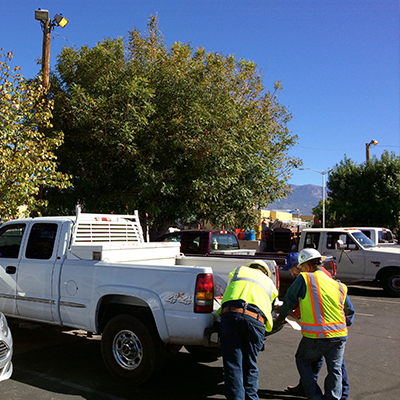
[299,270,348,339]
[221,266,278,332]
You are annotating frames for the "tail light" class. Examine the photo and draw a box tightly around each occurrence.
[194,273,214,313]
[275,264,280,291]
[332,260,337,277]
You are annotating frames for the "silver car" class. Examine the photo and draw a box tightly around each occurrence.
[0,312,12,381]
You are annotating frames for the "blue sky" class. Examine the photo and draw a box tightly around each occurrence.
[2,0,399,186]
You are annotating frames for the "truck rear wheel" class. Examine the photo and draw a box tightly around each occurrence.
[381,269,400,297]
[101,314,165,385]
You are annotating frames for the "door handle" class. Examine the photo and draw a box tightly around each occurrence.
[6,266,16,274]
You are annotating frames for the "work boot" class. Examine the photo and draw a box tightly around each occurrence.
[285,383,306,397]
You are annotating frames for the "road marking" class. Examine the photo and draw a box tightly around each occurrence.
[356,313,374,317]
[355,298,400,305]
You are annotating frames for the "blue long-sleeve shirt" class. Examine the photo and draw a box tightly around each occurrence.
[278,272,355,328]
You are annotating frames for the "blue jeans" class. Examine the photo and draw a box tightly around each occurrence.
[341,361,349,399]
[220,311,265,400]
[301,359,349,399]
[296,336,347,400]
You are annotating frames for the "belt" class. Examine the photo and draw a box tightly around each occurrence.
[222,306,265,324]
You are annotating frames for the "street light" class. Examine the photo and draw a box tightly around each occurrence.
[35,9,69,89]
[366,139,378,162]
[299,167,331,228]
[295,208,300,224]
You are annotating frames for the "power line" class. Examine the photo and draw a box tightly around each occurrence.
[296,144,399,152]
[53,31,77,48]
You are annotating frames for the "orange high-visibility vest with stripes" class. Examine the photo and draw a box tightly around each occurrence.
[299,270,348,339]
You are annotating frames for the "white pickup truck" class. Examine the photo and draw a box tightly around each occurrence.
[0,206,279,384]
[299,228,400,296]
[351,227,397,245]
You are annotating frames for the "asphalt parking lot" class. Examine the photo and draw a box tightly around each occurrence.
[1,283,399,400]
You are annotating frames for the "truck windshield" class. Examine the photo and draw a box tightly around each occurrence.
[210,233,240,251]
[379,230,395,243]
[351,232,376,248]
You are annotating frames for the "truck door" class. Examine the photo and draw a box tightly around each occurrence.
[16,222,61,322]
[321,232,365,282]
[0,223,26,316]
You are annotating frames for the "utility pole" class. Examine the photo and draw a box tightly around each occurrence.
[41,18,51,89]
[299,167,332,228]
[35,9,69,90]
[34,9,68,207]
[366,139,378,162]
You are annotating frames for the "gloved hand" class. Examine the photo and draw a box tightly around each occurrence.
[273,317,286,330]
[265,317,286,337]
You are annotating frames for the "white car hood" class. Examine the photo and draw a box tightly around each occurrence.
[365,246,400,255]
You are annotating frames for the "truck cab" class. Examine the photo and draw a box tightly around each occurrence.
[351,227,397,245]
[299,228,400,296]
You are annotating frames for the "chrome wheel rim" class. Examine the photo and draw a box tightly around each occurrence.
[112,330,143,370]
[389,274,400,292]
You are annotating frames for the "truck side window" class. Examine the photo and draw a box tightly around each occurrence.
[304,232,320,249]
[347,236,358,250]
[326,233,341,249]
[25,223,58,260]
[163,233,182,243]
[327,232,358,250]
[361,230,371,239]
[0,224,26,258]
[181,233,202,254]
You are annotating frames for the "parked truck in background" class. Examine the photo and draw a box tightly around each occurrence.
[298,228,400,296]
[155,229,335,279]
[350,227,397,245]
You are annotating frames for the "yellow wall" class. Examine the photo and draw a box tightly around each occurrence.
[255,210,314,224]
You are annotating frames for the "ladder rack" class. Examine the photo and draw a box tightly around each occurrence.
[71,205,144,245]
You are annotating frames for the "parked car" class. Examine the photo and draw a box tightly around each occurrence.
[0,312,13,381]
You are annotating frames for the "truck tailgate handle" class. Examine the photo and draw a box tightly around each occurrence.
[6,266,16,274]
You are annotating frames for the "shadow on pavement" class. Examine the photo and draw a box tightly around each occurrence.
[8,321,225,400]
[347,282,392,298]
[258,388,305,399]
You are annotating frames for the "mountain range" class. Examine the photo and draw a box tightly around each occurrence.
[266,184,323,216]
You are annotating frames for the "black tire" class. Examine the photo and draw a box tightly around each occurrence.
[381,269,400,297]
[101,314,165,385]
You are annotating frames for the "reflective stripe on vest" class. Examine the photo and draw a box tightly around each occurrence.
[300,271,347,339]
[229,267,275,299]
[223,266,278,332]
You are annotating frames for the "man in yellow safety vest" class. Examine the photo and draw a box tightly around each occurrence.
[217,260,278,400]
[274,248,355,400]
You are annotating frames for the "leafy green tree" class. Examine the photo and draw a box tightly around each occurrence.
[0,50,71,220]
[323,152,400,230]
[311,198,339,228]
[46,38,154,215]
[47,16,299,228]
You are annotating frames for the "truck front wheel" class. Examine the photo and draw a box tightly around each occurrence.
[101,314,165,385]
[381,269,400,297]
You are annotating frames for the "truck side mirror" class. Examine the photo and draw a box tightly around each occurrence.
[336,239,345,250]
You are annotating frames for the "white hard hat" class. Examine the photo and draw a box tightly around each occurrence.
[244,260,272,278]
[298,248,326,267]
